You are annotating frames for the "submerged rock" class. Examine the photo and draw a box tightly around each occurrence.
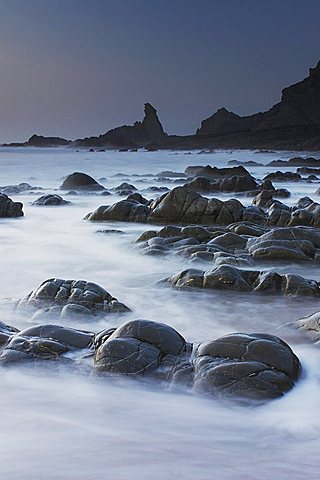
[0,324,94,366]
[18,278,130,320]
[0,182,42,195]
[32,194,70,206]
[0,193,24,217]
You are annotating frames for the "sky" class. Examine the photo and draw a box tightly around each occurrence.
[0,0,319,142]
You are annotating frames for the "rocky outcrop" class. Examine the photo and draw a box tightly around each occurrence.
[2,134,71,147]
[32,194,70,206]
[0,316,302,402]
[186,174,258,193]
[166,265,320,296]
[60,172,104,191]
[185,165,250,178]
[85,185,320,229]
[194,62,320,150]
[73,103,167,148]
[18,278,130,320]
[93,319,301,402]
[0,193,24,217]
[136,224,320,265]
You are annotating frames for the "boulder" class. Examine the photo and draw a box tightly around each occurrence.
[291,312,320,342]
[0,324,94,366]
[60,172,104,191]
[263,171,302,182]
[193,333,301,401]
[94,319,188,377]
[0,193,24,217]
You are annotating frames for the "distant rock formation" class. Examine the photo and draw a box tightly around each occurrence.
[193,61,320,149]
[3,61,320,150]
[2,134,71,147]
[73,103,167,148]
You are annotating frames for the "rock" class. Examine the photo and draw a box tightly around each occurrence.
[228,222,268,237]
[166,265,320,296]
[113,182,137,192]
[228,160,262,166]
[92,318,301,403]
[74,103,167,148]
[291,312,320,342]
[0,321,20,348]
[193,333,301,401]
[0,324,94,366]
[32,194,70,206]
[94,319,188,377]
[269,157,320,168]
[148,187,245,225]
[264,171,302,182]
[185,165,250,179]
[297,167,320,174]
[85,185,320,229]
[246,227,319,262]
[194,62,320,150]
[156,171,186,178]
[252,190,275,208]
[208,232,247,251]
[60,172,104,191]
[86,198,149,223]
[186,174,258,193]
[0,182,42,195]
[18,278,130,319]
[0,193,24,217]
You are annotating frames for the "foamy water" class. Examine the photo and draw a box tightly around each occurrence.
[0,147,320,479]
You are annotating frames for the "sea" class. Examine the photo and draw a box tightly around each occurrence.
[0,147,319,479]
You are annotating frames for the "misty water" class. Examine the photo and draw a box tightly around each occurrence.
[1,147,320,479]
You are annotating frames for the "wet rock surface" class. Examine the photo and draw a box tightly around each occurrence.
[166,264,320,297]
[136,224,320,265]
[94,319,189,377]
[32,194,70,206]
[0,317,302,403]
[18,278,130,319]
[0,193,24,217]
[0,324,94,366]
[193,333,301,401]
[0,182,42,195]
[60,172,105,191]
[85,185,320,229]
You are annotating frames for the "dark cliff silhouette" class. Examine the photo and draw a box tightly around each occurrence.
[163,61,320,150]
[3,62,320,150]
[73,103,167,148]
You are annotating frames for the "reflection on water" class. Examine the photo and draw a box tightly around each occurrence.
[0,147,320,479]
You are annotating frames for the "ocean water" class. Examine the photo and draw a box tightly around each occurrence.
[0,147,320,479]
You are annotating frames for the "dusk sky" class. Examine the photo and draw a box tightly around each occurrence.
[0,0,319,142]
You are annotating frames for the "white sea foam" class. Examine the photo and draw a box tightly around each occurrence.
[0,147,320,479]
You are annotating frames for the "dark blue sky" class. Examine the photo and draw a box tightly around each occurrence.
[0,0,319,142]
